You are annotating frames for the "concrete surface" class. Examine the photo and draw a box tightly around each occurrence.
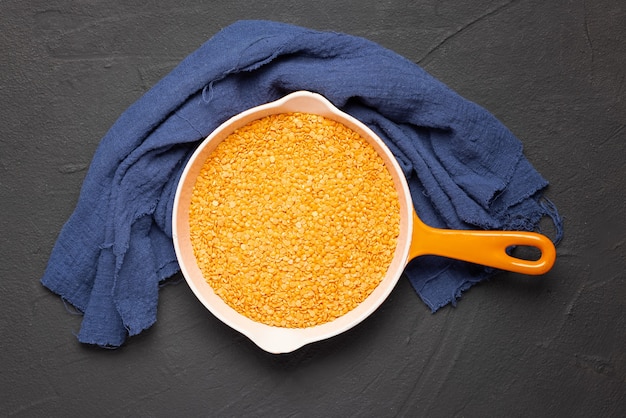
[1,0,624,416]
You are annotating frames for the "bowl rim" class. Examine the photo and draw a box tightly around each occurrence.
[172,90,414,353]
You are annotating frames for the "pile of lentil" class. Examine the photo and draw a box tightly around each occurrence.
[189,112,400,328]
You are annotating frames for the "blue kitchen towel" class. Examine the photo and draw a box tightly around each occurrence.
[41,20,562,347]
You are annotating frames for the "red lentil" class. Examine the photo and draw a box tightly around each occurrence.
[189,112,400,327]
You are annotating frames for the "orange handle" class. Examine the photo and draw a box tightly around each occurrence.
[408,211,556,275]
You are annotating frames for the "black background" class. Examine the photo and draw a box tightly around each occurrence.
[2,1,624,416]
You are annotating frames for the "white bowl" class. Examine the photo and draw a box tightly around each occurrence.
[172,91,414,353]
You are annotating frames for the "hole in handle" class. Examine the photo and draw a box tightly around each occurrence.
[506,245,542,261]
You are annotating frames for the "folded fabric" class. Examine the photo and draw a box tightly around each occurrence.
[41,20,562,347]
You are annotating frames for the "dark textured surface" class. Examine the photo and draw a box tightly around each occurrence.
[1,1,624,416]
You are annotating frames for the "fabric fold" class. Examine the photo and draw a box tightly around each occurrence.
[41,20,562,347]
